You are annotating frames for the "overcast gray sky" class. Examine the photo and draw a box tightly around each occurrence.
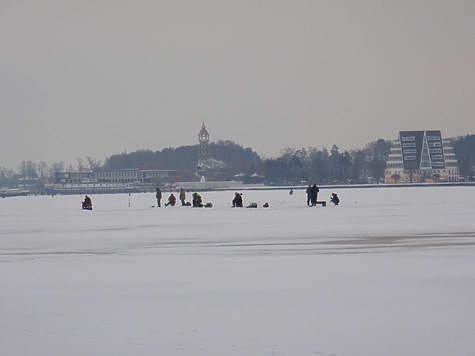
[1,0,474,168]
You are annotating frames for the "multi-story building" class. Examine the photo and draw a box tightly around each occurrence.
[95,169,141,184]
[385,130,460,183]
[140,169,176,183]
[54,169,176,185]
[54,171,95,184]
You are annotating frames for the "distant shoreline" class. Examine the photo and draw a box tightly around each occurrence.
[240,182,475,192]
[1,181,474,198]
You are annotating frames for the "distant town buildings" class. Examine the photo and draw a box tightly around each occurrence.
[45,123,232,194]
[5,126,469,198]
[46,168,180,194]
[385,130,460,183]
[54,169,177,185]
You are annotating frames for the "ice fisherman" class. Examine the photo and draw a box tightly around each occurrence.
[309,184,320,206]
[166,193,176,207]
[82,195,92,210]
[306,185,311,206]
[192,192,203,207]
[330,192,340,205]
[179,188,186,206]
[155,187,162,207]
[232,192,243,207]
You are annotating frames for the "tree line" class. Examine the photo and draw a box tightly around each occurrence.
[1,135,474,187]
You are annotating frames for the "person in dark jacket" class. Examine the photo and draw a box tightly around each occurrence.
[192,192,203,207]
[232,192,243,207]
[310,184,319,206]
[165,193,176,207]
[330,192,340,205]
[306,185,311,206]
[82,195,92,210]
[155,187,162,207]
[179,188,186,206]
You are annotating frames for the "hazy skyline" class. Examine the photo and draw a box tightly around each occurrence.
[1,0,474,168]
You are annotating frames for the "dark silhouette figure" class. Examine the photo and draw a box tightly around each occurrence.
[192,192,203,207]
[306,185,311,206]
[82,195,92,210]
[179,188,186,206]
[309,184,320,206]
[330,193,340,205]
[289,189,294,195]
[232,192,243,207]
[155,187,162,207]
[165,194,176,207]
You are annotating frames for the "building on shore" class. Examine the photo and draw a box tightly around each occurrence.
[47,169,180,195]
[196,122,229,180]
[54,169,177,185]
[385,130,460,183]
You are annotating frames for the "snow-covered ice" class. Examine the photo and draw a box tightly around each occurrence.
[1,186,475,355]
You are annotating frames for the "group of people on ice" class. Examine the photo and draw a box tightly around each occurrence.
[155,188,212,208]
[305,184,320,206]
[304,184,340,206]
[154,188,270,209]
[155,187,339,209]
[82,186,340,210]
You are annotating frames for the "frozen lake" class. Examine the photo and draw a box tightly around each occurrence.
[1,186,475,355]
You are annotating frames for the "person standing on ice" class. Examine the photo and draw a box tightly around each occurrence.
[310,184,319,206]
[155,187,162,207]
[179,188,186,206]
[306,185,311,206]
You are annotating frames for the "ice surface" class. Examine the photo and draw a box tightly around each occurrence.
[1,186,475,355]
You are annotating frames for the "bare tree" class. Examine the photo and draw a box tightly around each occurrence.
[38,161,49,180]
[19,161,38,178]
[76,158,87,171]
[50,161,65,174]
[86,156,102,171]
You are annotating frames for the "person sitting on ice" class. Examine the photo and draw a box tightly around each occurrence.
[165,193,176,207]
[330,192,340,205]
[192,192,203,207]
[232,192,243,207]
[82,195,92,210]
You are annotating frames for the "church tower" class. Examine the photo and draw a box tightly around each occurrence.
[198,122,210,162]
